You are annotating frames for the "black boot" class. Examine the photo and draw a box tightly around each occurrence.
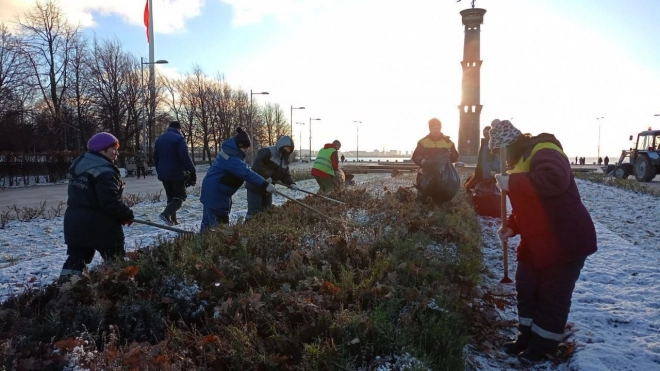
[160,198,183,226]
[503,325,531,355]
[171,212,179,225]
[519,332,559,364]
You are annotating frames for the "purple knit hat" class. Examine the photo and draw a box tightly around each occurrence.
[87,132,119,152]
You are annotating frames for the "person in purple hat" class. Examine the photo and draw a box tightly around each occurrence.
[61,132,134,278]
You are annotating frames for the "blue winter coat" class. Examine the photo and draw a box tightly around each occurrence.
[200,137,267,212]
[153,128,196,181]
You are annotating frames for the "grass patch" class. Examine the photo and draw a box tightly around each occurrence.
[0,174,487,370]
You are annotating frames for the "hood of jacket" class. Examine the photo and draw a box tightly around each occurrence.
[323,143,338,150]
[70,152,115,177]
[221,136,246,160]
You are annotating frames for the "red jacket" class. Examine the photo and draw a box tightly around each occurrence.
[507,137,597,269]
[311,143,340,178]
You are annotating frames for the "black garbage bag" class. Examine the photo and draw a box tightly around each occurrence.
[416,150,460,203]
[465,177,501,217]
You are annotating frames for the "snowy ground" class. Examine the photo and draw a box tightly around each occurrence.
[0,174,659,370]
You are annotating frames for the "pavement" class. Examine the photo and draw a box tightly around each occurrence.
[1,162,658,211]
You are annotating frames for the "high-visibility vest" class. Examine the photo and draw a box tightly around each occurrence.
[509,142,567,174]
[313,147,336,176]
[418,137,454,149]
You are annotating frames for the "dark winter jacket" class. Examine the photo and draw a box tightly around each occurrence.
[134,151,147,167]
[247,136,296,195]
[200,136,268,212]
[153,128,196,181]
[506,134,597,269]
[63,152,134,249]
[411,133,459,165]
[466,138,500,190]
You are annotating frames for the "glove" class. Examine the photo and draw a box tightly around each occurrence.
[120,219,133,226]
[265,177,273,184]
[265,183,276,193]
[495,174,510,192]
[289,184,299,191]
[185,172,197,187]
[498,227,514,242]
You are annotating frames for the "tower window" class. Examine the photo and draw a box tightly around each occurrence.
[472,105,476,113]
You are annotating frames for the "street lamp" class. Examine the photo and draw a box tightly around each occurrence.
[290,105,305,136]
[353,120,362,162]
[295,122,305,161]
[250,89,269,162]
[596,116,604,160]
[141,57,168,153]
[309,117,321,160]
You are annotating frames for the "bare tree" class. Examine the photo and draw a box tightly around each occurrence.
[87,38,136,147]
[18,0,80,150]
[260,102,288,146]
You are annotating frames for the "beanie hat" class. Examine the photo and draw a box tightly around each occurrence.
[87,132,119,152]
[488,120,522,150]
[235,127,251,148]
[332,140,341,149]
[428,118,442,130]
[169,121,181,129]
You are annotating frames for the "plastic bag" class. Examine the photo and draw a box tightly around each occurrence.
[416,151,460,203]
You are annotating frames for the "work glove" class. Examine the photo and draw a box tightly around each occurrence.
[495,174,510,192]
[265,183,276,194]
[498,227,514,243]
[289,184,300,191]
[120,219,134,226]
[265,177,273,184]
[185,172,197,187]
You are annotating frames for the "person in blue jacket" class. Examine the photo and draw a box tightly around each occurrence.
[199,127,275,232]
[153,121,197,226]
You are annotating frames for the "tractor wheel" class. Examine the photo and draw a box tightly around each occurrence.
[634,156,656,182]
[613,165,629,179]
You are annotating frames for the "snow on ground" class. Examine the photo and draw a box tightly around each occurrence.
[1,175,659,370]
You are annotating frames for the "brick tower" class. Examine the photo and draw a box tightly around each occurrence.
[457,7,487,160]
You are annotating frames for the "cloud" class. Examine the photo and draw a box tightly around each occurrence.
[0,0,205,34]
[219,0,303,26]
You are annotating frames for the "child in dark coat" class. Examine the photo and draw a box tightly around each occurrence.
[490,120,597,363]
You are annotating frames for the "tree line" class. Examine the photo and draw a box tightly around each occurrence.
[0,0,290,163]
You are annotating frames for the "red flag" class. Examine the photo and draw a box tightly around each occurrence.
[143,0,149,43]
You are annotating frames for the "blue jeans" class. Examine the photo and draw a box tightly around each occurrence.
[200,204,230,233]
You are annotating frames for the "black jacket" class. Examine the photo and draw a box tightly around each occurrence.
[63,152,134,248]
[246,139,295,194]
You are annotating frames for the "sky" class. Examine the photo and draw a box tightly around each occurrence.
[0,171,659,370]
[1,0,660,158]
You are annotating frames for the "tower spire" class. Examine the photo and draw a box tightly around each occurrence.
[457,6,486,160]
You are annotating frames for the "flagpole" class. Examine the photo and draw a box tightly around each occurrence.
[148,0,155,153]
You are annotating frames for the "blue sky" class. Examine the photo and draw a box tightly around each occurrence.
[3,0,660,158]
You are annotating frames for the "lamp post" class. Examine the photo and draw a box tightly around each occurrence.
[353,120,361,162]
[290,105,305,136]
[141,57,168,153]
[309,117,321,161]
[250,89,269,162]
[596,116,604,160]
[295,122,305,161]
